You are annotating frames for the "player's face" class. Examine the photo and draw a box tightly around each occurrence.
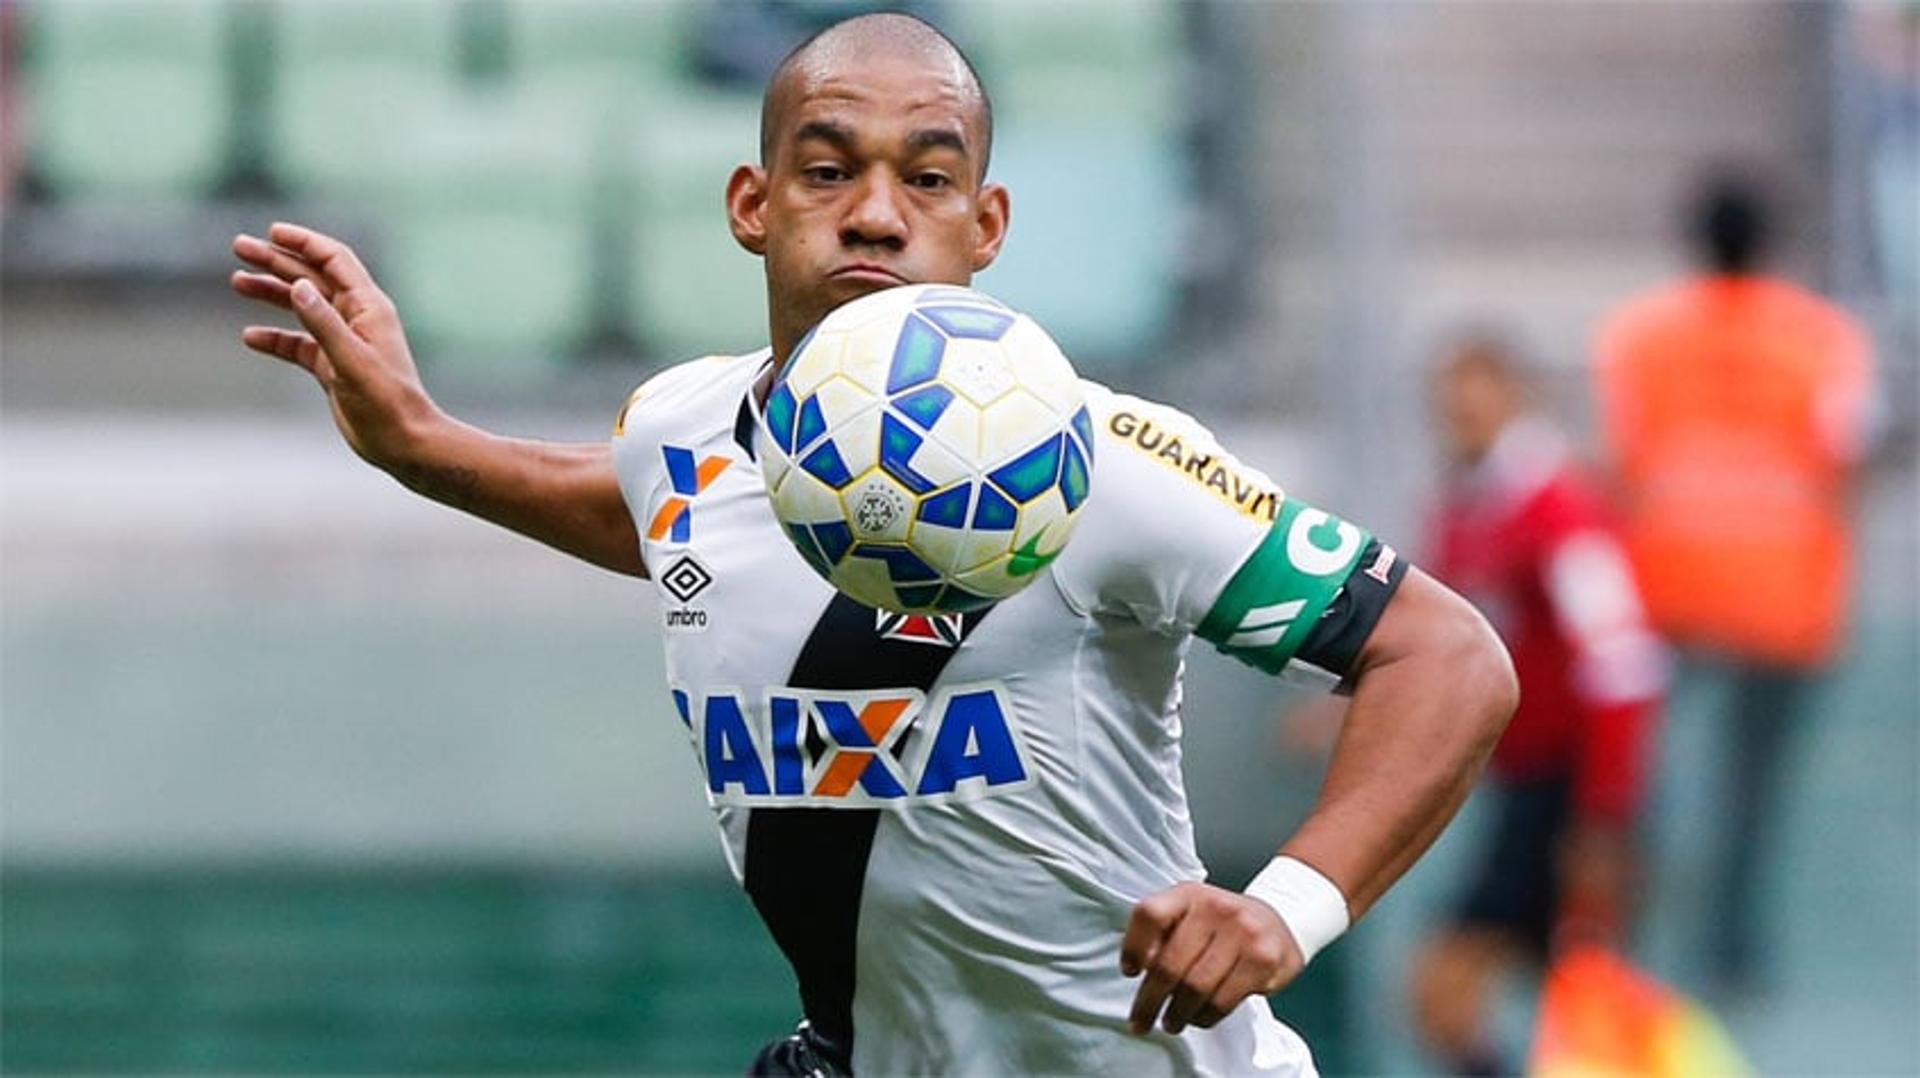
[727,55,1009,360]
[1434,352,1519,465]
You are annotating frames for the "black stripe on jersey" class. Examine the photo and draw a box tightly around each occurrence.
[744,594,991,1068]
[1296,538,1409,692]
[734,393,757,459]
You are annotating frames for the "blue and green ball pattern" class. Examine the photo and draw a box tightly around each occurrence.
[758,285,1094,614]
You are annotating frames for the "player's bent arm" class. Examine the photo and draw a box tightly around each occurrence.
[385,420,643,578]
[1121,569,1513,1037]
[231,222,644,578]
[1279,567,1516,918]
[1088,396,1513,1033]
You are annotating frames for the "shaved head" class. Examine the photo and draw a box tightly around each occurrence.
[728,10,1010,360]
[760,12,993,179]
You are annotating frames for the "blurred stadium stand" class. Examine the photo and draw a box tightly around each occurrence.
[22,1,231,204]
[2,1,1914,1074]
[3,0,1205,391]
[264,2,463,202]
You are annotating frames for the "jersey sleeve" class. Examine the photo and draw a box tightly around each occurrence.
[1054,386,1406,683]
[1539,521,1667,823]
[609,369,678,539]
[608,354,757,568]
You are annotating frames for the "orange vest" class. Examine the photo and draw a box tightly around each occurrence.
[1594,276,1872,668]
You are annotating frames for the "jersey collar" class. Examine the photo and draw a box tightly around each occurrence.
[734,349,778,460]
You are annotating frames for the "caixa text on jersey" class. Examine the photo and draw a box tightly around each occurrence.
[668,683,1037,807]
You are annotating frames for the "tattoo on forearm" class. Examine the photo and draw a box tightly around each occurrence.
[396,461,482,509]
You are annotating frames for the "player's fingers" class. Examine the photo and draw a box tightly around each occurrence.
[231,270,295,310]
[1126,965,1180,1036]
[1128,920,1212,1035]
[1121,886,1192,978]
[284,279,369,371]
[232,234,335,298]
[241,325,330,380]
[267,221,376,295]
[1196,956,1270,1030]
[1161,938,1240,1034]
[261,224,403,339]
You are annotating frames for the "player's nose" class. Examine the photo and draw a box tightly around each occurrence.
[840,172,909,250]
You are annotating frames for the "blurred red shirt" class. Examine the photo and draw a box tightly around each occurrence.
[1429,419,1666,824]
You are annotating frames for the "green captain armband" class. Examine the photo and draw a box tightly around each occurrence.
[1196,500,1372,674]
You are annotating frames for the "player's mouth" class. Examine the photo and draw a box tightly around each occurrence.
[830,263,911,287]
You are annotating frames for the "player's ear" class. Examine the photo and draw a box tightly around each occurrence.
[726,164,770,256]
[970,182,1010,272]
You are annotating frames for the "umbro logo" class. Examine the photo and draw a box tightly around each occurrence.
[661,554,714,604]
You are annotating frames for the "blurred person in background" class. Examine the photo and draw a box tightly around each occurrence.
[1593,176,1876,994]
[1850,1,1919,335]
[1408,333,1666,1076]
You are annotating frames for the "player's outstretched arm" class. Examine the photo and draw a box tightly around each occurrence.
[231,222,643,577]
[1122,568,1514,1036]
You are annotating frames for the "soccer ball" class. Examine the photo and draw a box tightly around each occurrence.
[756,284,1095,614]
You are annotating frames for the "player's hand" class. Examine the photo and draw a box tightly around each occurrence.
[230,222,439,471]
[1120,881,1304,1036]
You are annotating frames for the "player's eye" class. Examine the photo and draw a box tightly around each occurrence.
[909,172,952,191]
[804,165,849,184]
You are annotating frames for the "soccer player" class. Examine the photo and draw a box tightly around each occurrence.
[230,14,1516,1075]
[1407,334,1665,1075]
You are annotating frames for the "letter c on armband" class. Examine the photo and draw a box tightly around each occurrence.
[1286,509,1363,577]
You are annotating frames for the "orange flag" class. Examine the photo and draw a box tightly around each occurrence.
[1530,944,1749,1077]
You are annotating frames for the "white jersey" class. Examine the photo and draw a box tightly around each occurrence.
[611,351,1403,1077]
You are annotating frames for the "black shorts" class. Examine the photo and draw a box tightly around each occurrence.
[1452,775,1573,958]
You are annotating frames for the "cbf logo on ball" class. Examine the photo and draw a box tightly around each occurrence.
[756,285,1094,614]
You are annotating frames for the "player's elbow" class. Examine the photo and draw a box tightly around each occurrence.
[1397,574,1519,753]
[1357,567,1517,753]
[1447,600,1518,750]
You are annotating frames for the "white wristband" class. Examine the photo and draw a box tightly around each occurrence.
[1243,856,1350,966]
